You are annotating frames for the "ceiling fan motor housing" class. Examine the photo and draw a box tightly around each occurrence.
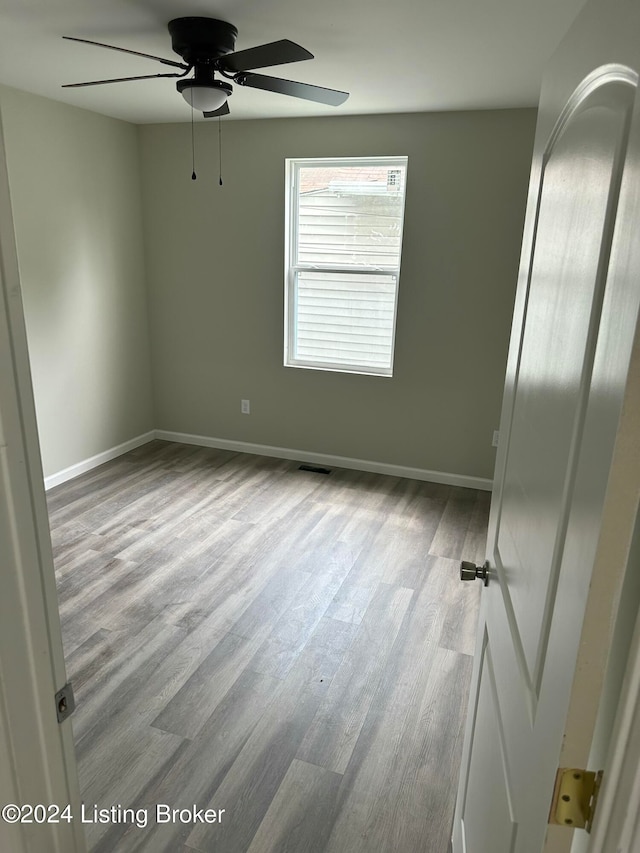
[168,18,238,65]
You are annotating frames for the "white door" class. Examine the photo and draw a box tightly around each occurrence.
[452,0,640,851]
[0,111,85,851]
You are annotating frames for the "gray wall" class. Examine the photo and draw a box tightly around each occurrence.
[0,86,153,478]
[139,109,536,480]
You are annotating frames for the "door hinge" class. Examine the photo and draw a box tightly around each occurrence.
[549,767,603,832]
[55,682,75,724]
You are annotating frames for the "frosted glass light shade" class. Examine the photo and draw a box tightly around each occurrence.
[180,83,229,111]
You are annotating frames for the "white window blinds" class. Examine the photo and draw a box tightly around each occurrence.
[285,158,408,376]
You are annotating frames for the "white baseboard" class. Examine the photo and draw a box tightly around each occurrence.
[45,429,493,493]
[155,429,493,491]
[44,431,156,491]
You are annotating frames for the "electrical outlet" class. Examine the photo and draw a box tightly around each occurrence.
[492,430,500,448]
[241,399,250,414]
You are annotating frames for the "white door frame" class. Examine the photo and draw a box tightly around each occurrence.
[588,508,640,852]
[0,107,85,852]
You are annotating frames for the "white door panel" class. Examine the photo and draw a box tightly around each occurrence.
[497,73,636,701]
[453,1,640,850]
[461,638,518,853]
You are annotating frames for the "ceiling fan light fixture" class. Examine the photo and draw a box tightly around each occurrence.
[177,79,232,112]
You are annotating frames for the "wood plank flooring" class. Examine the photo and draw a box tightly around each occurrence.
[47,440,489,853]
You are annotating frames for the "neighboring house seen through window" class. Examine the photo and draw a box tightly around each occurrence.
[284,157,408,377]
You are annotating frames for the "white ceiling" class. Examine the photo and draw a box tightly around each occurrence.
[0,0,588,124]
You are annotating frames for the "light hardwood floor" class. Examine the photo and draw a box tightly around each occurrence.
[47,440,488,853]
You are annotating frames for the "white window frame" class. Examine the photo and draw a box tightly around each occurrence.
[284,156,408,377]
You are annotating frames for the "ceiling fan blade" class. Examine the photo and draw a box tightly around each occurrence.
[63,36,189,70]
[237,73,349,106]
[62,72,185,88]
[219,39,312,73]
[203,102,231,118]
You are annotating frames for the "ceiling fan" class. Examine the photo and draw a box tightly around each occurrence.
[62,17,349,117]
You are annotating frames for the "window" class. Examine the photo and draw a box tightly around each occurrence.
[284,156,408,377]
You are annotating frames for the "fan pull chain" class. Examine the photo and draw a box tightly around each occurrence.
[190,92,197,180]
[218,117,223,186]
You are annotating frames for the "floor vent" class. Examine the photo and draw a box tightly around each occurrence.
[298,464,332,475]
